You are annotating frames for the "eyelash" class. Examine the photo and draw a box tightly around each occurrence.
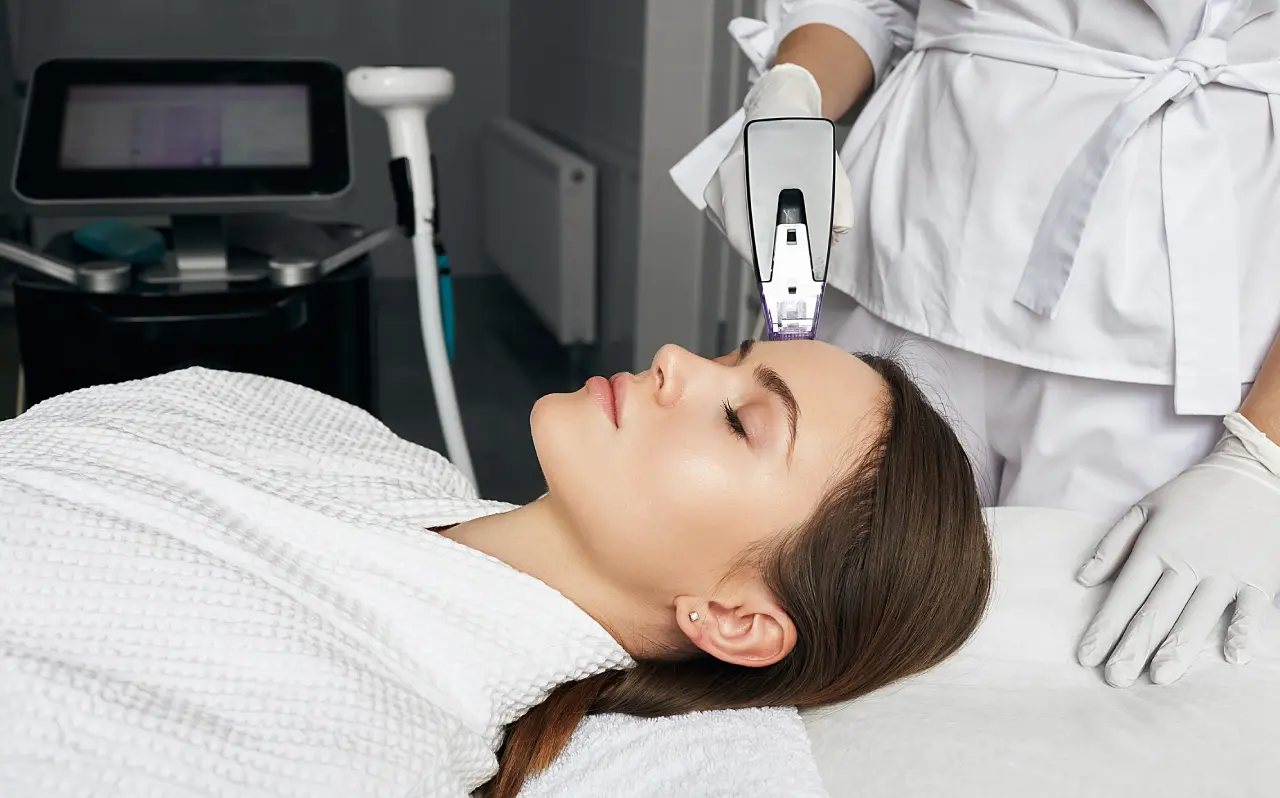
[723,401,747,440]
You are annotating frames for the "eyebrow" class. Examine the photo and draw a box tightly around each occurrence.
[735,340,800,462]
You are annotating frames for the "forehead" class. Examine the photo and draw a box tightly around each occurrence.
[749,340,886,469]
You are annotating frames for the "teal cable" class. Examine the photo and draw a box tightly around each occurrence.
[437,251,455,362]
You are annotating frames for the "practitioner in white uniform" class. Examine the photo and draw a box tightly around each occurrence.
[674,0,1280,687]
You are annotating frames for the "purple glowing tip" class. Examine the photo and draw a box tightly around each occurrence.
[759,292,824,342]
[765,328,816,341]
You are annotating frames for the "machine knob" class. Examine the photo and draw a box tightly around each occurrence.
[75,261,133,293]
[267,258,320,287]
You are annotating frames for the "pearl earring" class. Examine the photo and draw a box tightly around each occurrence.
[688,611,699,622]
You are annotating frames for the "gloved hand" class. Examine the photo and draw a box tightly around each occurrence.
[703,63,854,268]
[1077,412,1280,687]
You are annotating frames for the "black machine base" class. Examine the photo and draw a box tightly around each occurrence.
[14,228,377,415]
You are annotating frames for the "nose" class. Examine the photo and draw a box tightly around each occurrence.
[650,343,697,406]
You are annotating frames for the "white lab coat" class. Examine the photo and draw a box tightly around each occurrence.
[673,0,1280,420]
[820,292,1245,520]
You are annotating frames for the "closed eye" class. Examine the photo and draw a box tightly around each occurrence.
[733,339,798,463]
[723,401,747,440]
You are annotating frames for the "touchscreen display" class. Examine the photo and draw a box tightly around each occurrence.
[59,84,311,169]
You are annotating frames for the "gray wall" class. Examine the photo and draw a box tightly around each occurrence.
[633,1,719,365]
[506,1,757,370]
[508,0,646,374]
[703,0,764,353]
[633,0,765,364]
[8,0,510,278]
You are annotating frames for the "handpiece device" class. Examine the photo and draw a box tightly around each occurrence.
[347,66,475,487]
[744,118,836,341]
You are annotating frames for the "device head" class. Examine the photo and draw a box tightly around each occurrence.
[744,119,836,341]
[347,67,455,112]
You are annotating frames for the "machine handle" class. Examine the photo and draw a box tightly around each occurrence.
[90,294,309,337]
[318,227,401,277]
[0,240,80,287]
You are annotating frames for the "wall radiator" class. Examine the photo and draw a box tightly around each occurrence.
[482,118,597,346]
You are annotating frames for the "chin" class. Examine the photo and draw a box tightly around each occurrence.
[529,391,573,443]
[530,392,582,477]
[530,390,619,503]
[529,392,552,430]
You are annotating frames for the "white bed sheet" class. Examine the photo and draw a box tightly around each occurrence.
[804,507,1279,797]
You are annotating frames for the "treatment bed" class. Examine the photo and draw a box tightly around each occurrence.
[524,508,1279,797]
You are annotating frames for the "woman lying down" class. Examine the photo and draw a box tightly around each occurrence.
[0,339,992,797]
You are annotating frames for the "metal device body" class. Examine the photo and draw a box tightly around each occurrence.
[0,241,132,293]
[744,118,836,341]
[1,224,398,294]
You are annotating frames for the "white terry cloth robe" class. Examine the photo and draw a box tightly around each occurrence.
[0,368,633,798]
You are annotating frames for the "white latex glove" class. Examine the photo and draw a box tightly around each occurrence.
[702,63,854,267]
[1077,412,1280,687]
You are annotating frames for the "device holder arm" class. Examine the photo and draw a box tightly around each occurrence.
[318,152,421,275]
[0,240,132,293]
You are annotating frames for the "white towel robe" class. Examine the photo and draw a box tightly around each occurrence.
[673,0,1280,417]
[0,369,632,798]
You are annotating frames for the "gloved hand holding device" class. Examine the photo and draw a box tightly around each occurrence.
[1077,411,1280,687]
[703,63,854,269]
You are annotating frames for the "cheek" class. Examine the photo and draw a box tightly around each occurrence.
[532,403,820,594]
[620,425,775,558]
[627,417,734,489]
[643,446,738,516]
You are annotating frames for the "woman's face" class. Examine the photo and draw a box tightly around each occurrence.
[530,339,886,604]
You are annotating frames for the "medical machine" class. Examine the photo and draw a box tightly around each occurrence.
[744,118,836,341]
[1,58,476,486]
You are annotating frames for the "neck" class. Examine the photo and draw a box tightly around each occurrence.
[441,496,671,657]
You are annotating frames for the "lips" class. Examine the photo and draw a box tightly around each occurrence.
[585,376,618,427]
[608,373,629,418]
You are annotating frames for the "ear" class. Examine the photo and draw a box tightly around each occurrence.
[675,590,797,668]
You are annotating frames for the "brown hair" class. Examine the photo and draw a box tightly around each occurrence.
[482,353,992,797]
